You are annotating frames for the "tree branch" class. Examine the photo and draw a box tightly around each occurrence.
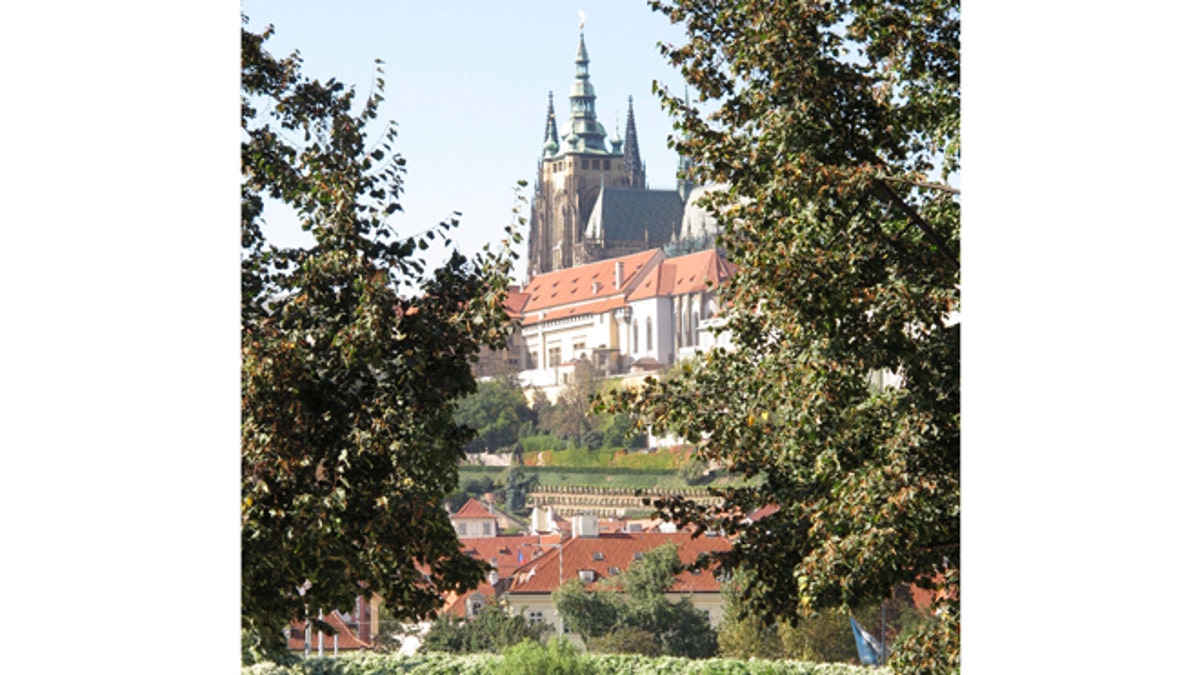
[870,178,959,270]
[878,175,960,195]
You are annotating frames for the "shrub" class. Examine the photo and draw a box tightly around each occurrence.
[422,603,549,654]
[493,638,597,675]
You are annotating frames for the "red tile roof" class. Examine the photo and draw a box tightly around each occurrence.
[747,504,781,522]
[507,531,732,595]
[522,249,661,314]
[502,288,530,317]
[627,249,734,301]
[459,534,558,580]
[452,498,498,520]
[671,249,736,296]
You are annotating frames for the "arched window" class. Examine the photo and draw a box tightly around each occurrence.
[632,322,639,354]
[646,317,653,352]
[693,311,700,344]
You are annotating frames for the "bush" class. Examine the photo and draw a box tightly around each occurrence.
[520,434,567,454]
[422,603,549,654]
[493,638,596,675]
[241,651,884,674]
[588,626,662,656]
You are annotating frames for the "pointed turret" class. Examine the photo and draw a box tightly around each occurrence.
[563,29,608,153]
[542,91,560,158]
[623,96,646,189]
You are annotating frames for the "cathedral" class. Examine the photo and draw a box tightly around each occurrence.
[526,29,704,277]
[472,27,731,392]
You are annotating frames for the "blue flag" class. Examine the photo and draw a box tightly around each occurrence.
[850,616,883,665]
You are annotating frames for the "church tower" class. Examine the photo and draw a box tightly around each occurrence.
[528,27,632,276]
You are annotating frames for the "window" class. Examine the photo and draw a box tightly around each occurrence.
[632,323,638,353]
[456,523,466,535]
[592,551,605,561]
[573,340,585,355]
[646,317,653,351]
[548,346,561,367]
[608,566,620,576]
[604,160,611,170]
[633,551,644,562]
[482,522,492,535]
[579,570,596,582]
[527,611,544,624]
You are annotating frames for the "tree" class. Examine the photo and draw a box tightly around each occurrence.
[541,361,599,445]
[552,544,718,658]
[454,377,534,453]
[493,638,596,675]
[504,458,536,513]
[716,569,864,663]
[421,602,550,654]
[603,0,960,670]
[241,20,522,658]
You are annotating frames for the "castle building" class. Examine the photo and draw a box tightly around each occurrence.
[527,29,689,277]
[472,26,731,390]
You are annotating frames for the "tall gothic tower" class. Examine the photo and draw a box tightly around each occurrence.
[527,28,646,277]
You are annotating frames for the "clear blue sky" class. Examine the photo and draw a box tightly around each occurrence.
[242,1,692,281]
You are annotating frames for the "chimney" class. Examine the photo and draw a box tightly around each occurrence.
[614,261,624,289]
[572,513,600,538]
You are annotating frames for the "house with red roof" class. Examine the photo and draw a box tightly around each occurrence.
[502,514,732,635]
[449,497,505,538]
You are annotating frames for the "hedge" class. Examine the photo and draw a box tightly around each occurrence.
[243,652,886,675]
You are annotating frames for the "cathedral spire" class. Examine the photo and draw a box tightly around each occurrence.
[542,91,560,158]
[563,28,607,153]
[623,96,645,189]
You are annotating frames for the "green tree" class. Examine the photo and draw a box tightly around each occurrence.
[604,0,960,670]
[505,458,537,513]
[541,361,600,445]
[422,602,550,654]
[241,21,521,658]
[494,638,596,675]
[600,412,646,450]
[552,544,718,658]
[455,377,535,453]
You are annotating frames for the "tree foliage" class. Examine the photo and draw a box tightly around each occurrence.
[552,544,718,659]
[241,20,522,657]
[603,0,960,670]
[454,377,534,453]
[421,602,550,654]
[539,361,600,444]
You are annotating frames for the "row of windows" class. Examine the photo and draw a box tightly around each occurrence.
[549,158,619,173]
[454,522,492,535]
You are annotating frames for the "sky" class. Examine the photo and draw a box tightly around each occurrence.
[242,1,693,281]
